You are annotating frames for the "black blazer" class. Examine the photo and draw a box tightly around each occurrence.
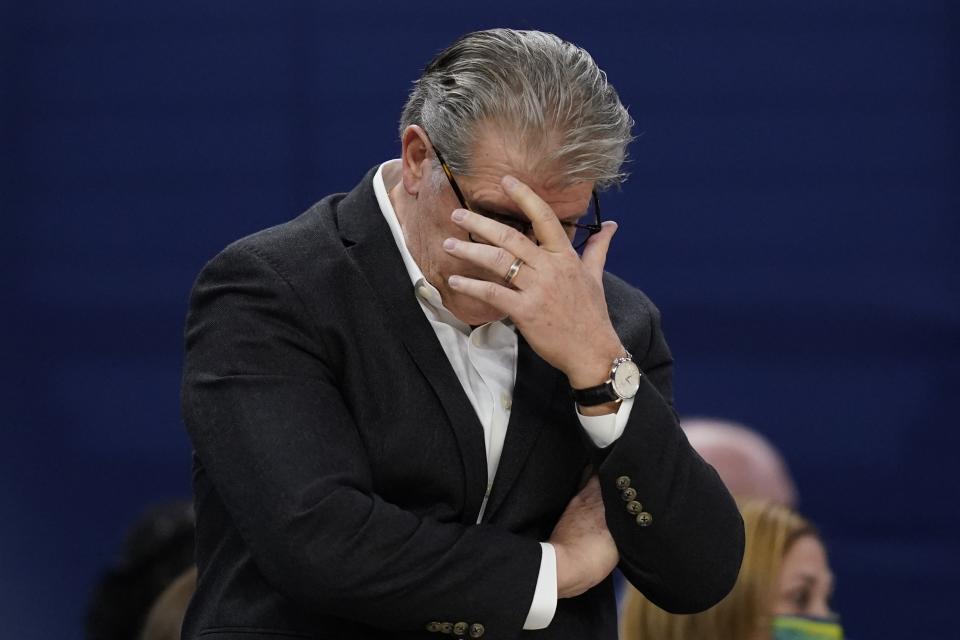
[180,167,744,640]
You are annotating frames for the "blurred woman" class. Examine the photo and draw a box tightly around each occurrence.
[620,500,843,640]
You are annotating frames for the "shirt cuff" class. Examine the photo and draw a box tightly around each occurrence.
[575,396,635,448]
[523,542,558,629]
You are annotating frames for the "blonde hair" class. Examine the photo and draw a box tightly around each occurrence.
[620,501,816,640]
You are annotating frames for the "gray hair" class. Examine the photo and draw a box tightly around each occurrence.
[399,29,634,189]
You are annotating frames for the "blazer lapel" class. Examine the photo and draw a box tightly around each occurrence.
[336,168,489,524]
[482,335,564,522]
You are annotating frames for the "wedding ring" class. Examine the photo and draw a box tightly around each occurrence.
[503,257,524,286]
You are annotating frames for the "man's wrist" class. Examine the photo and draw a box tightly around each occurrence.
[565,338,625,390]
[576,400,621,417]
[554,542,588,599]
[553,543,573,599]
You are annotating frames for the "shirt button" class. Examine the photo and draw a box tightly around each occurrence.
[615,476,631,490]
[469,623,485,638]
[637,511,653,527]
[501,393,512,411]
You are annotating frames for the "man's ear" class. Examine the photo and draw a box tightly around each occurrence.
[400,125,431,196]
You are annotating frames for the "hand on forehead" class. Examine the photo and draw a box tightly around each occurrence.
[454,132,594,225]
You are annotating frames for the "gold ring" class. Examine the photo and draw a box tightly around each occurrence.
[503,257,524,285]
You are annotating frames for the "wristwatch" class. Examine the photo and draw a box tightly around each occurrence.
[571,352,642,407]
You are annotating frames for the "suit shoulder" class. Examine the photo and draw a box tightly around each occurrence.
[199,193,350,289]
[601,271,667,360]
[602,271,661,323]
[231,194,344,263]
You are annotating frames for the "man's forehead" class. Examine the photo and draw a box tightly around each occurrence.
[461,174,593,221]
[468,126,562,185]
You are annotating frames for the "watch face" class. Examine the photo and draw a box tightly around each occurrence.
[611,360,641,399]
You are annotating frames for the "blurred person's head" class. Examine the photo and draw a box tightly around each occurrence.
[620,500,841,640]
[683,417,798,507]
[140,566,197,640]
[85,501,195,640]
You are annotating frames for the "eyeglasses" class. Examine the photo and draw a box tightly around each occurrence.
[432,145,603,252]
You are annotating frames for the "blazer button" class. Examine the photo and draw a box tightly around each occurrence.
[636,511,653,527]
[453,622,468,636]
[621,487,637,501]
[469,623,485,638]
[626,500,643,515]
[440,622,453,633]
[426,622,441,632]
[615,475,631,490]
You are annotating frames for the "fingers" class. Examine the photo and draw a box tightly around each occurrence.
[576,476,604,513]
[550,473,618,598]
[450,208,541,267]
[576,474,601,497]
[500,175,571,253]
[447,274,522,314]
[442,238,533,288]
[558,476,603,523]
[579,221,618,278]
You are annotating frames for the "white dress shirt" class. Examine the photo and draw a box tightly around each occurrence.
[373,160,634,629]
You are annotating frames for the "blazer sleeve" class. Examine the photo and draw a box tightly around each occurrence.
[596,297,745,614]
[181,243,542,635]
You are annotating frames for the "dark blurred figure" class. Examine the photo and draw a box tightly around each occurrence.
[683,417,798,507]
[85,501,195,640]
[141,566,197,640]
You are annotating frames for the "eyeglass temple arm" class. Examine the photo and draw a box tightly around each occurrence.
[433,147,470,210]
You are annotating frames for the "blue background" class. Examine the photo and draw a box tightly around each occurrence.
[3,2,957,638]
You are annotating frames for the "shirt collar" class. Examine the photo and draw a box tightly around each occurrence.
[374,160,427,290]
[373,161,464,324]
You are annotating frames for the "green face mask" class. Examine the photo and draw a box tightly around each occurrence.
[772,614,844,640]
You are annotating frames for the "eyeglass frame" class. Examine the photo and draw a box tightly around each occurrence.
[431,144,603,252]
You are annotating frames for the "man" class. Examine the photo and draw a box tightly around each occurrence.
[181,29,743,639]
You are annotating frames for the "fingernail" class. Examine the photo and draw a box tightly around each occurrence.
[442,238,457,250]
[452,209,467,222]
[448,275,463,288]
[502,175,519,190]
